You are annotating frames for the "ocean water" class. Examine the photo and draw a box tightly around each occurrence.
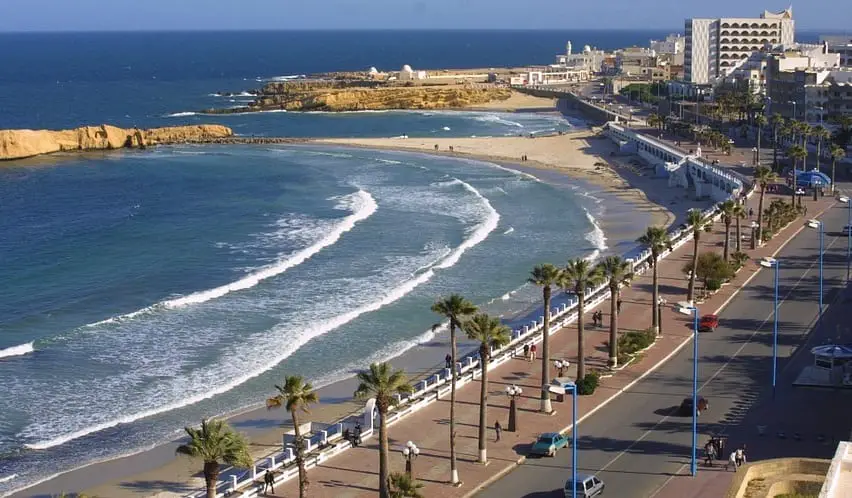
[0,29,678,494]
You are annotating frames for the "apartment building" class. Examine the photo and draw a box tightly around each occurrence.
[765,44,846,121]
[821,35,852,68]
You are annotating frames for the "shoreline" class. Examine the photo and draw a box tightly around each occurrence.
[9,133,695,498]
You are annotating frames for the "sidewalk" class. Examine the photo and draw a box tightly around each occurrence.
[270,190,836,498]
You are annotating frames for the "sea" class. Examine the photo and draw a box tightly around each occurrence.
[0,29,823,496]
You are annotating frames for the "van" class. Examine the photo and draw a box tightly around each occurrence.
[563,474,605,497]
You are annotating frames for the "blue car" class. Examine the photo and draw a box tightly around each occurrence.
[530,432,569,457]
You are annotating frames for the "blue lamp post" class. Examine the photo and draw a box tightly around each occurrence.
[806,220,824,323]
[841,196,852,281]
[564,381,578,498]
[686,306,699,476]
[760,257,781,399]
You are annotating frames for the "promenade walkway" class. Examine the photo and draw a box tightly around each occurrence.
[267,186,834,497]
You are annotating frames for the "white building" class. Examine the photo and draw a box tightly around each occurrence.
[651,33,685,66]
[555,41,607,74]
[398,64,427,81]
[685,7,795,85]
[822,35,852,68]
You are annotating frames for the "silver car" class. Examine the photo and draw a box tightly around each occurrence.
[564,474,605,497]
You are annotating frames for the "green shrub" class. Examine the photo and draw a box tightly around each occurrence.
[617,328,657,357]
[577,371,600,395]
[706,278,723,291]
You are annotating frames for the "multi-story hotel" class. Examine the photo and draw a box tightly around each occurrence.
[684,8,795,85]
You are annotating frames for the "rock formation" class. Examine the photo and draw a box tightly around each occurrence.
[205,81,512,113]
[0,124,233,161]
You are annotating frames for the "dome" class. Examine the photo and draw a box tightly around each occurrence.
[401,64,414,73]
[369,66,378,74]
[583,45,592,53]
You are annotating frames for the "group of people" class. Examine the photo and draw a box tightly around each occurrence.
[522,343,538,362]
[520,154,529,161]
[703,437,747,471]
[591,310,604,327]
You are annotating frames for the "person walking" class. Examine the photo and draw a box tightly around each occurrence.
[727,450,738,471]
[263,470,274,494]
[445,353,452,370]
[704,440,716,467]
[494,420,502,442]
[530,343,537,362]
[617,299,623,314]
[736,446,746,467]
[523,343,530,361]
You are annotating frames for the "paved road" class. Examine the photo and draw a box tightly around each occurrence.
[480,200,852,498]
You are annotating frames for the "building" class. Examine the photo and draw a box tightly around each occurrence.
[651,33,686,66]
[822,35,852,68]
[765,44,845,121]
[685,8,795,85]
[616,47,658,76]
[554,41,607,74]
[397,64,427,81]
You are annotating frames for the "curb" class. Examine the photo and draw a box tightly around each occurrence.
[462,456,526,498]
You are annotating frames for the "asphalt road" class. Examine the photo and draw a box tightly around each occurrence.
[479,200,852,498]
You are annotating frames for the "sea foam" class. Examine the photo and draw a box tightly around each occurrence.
[0,342,34,359]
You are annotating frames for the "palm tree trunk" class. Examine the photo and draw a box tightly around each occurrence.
[724,221,731,261]
[541,287,552,413]
[379,408,390,498]
[687,238,699,303]
[757,125,762,166]
[577,294,586,379]
[755,186,766,248]
[292,411,307,498]
[204,462,219,498]
[651,257,659,335]
[816,140,822,171]
[773,129,778,170]
[735,216,742,253]
[791,163,797,206]
[832,158,837,194]
[477,345,488,463]
[609,286,618,368]
[449,322,459,484]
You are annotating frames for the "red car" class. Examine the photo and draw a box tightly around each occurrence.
[699,314,719,332]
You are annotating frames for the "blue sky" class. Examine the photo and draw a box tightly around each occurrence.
[0,0,848,31]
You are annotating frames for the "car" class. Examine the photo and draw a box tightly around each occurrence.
[698,314,719,332]
[564,474,605,497]
[843,225,852,235]
[679,396,710,416]
[530,432,569,457]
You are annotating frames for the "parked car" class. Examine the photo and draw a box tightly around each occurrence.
[530,432,569,457]
[699,314,719,332]
[564,474,605,497]
[679,396,710,416]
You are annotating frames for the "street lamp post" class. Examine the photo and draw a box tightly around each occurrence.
[841,196,852,281]
[787,100,797,120]
[807,220,824,323]
[401,440,420,478]
[760,258,781,399]
[752,147,758,166]
[564,381,578,498]
[657,297,667,336]
[506,385,523,432]
[686,306,699,476]
[554,359,570,377]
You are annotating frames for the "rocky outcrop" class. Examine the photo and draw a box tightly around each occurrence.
[0,124,233,161]
[205,82,513,113]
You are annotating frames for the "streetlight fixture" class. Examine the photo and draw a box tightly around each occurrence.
[814,106,825,126]
[759,257,781,399]
[840,196,852,281]
[750,220,760,250]
[401,440,420,478]
[787,100,797,119]
[752,147,758,166]
[505,385,523,432]
[563,381,579,498]
[657,297,667,336]
[685,306,700,476]
[554,359,570,377]
[806,219,824,323]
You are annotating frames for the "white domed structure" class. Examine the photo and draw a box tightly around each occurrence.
[369,66,379,74]
[584,45,592,53]
[399,64,415,80]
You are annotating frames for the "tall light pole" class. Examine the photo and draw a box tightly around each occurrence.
[401,441,420,478]
[760,258,781,399]
[841,196,852,281]
[506,385,522,432]
[787,100,797,120]
[807,220,824,323]
[686,306,699,476]
[565,381,578,498]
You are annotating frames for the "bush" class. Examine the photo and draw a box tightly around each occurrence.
[706,278,723,291]
[577,371,600,395]
[617,328,657,357]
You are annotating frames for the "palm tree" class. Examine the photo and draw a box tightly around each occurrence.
[770,113,785,170]
[787,145,807,206]
[719,200,737,261]
[266,376,318,498]
[597,256,633,368]
[754,114,768,166]
[684,209,708,303]
[733,202,747,253]
[431,295,476,485]
[831,146,846,194]
[176,419,252,498]
[754,166,777,247]
[637,226,672,335]
[528,263,562,413]
[813,125,831,172]
[464,313,511,463]
[354,362,413,498]
[388,472,425,498]
[560,259,605,379]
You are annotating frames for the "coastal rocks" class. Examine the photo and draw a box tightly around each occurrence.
[204,82,512,114]
[0,124,233,161]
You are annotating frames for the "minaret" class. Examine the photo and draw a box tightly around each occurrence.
[566,41,573,55]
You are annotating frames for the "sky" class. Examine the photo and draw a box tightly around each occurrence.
[0,0,849,32]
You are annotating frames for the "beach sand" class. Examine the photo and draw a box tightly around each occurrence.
[464,91,556,111]
[16,131,711,498]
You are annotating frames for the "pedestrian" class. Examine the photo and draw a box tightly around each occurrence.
[748,207,754,218]
[263,470,274,494]
[736,446,746,467]
[704,441,716,467]
[523,343,530,361]
[727,450,738,471]
[530,343,537,362]
[354,422,362,447]
[445,353,452,370]
[617,299,623,314]
[495,420,502,442]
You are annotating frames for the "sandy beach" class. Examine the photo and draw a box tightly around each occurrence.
[14,130,710,498]
[464,91,557,111]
